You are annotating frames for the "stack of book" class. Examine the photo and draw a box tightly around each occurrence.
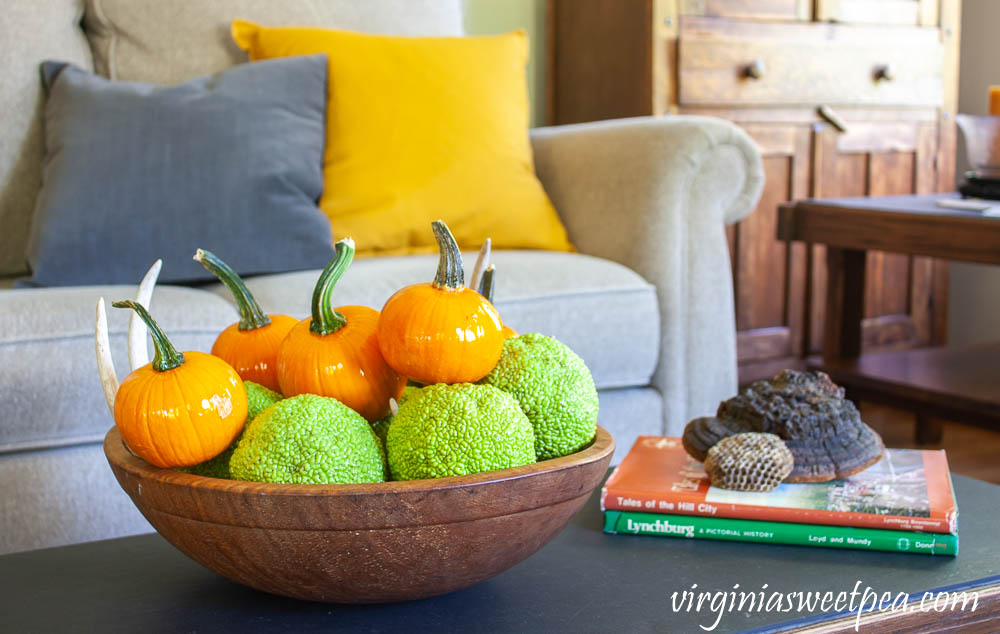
[602,437,959,556]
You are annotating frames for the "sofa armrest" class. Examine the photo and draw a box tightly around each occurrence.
[530,115,764,436]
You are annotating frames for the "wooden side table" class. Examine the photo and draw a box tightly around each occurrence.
[778,194,1000,442]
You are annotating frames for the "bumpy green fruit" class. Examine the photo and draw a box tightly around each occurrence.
[180,381,282,479]
[230,394,384,484]
[386,383,535,481]
[481,333,598,460]
[371,385,422,446]
[244,381,284,421]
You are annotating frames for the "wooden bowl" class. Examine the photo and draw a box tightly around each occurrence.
[104,425,614,603]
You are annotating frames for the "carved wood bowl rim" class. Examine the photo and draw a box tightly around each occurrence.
[103,425,615,530]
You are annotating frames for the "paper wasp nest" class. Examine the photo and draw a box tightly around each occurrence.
[703,432,794,492]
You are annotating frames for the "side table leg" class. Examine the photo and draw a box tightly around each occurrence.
[915,415,945,445]
[824,247,867,361]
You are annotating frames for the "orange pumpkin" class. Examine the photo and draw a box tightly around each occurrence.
[194,249,297,392]
[112,300,248,468]
[477,264,519,340]
[378,220,505,384]
[276,238,405,422]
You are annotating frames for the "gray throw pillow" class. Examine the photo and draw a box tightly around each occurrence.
[24,55,334,286]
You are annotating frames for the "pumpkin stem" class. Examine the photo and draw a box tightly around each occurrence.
[310,238,354,336]
[193,249,271,331]
[111,301,185,372]
[478,264,496,303]
[431,220,465,290]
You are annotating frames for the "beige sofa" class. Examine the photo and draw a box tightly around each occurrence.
[0,0,764,554]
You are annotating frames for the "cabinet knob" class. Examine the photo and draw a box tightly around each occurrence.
[744,59,766,80]
[874,64,896,82]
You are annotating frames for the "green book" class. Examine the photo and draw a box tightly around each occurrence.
[604,510,958,556]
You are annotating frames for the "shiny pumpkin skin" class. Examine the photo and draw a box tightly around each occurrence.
[113,351,248,469]
[378,284,505,385]
[211,314,298,392]
[277,305,405,422]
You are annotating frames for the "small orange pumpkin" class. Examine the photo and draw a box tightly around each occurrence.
[194,249,297,392]
[112,300,248,468]
[477,264,519,340]
[276,238,405,422]
[378,220,505,384]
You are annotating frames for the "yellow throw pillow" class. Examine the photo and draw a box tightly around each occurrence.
[232,21,573,256]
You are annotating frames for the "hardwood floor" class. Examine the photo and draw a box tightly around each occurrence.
[862,403,1000,484]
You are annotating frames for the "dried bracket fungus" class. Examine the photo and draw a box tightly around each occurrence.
[683,370,884,483]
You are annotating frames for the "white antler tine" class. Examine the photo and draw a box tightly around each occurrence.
[128,259,162,371]
[469,238,491,291]
[96,298,119,416]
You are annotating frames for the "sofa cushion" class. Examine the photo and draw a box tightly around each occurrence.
[0,0,94,278]
[0,285,237,454]
[26,56,334,286]
[231,24,573,258]
[597,388,664,465]
[83,0,464,84]
[0,443,153,554]
[209,251,661,391]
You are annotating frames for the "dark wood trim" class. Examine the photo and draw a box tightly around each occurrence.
[778,201,1000,265]
[823,247,866,360]
[545,0,557,126]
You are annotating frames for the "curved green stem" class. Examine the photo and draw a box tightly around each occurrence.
[310,238,355,336]
[478,264,496,303]
[112,301,185,372]
[194,249,271,331]
[431,220,465,290]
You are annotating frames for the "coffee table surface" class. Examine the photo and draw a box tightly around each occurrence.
[2,472,998,633]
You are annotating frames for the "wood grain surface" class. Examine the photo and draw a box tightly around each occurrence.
[677,18,943,107]
[811,343,1000,431]
[548,1,961,386]
[104,426,614,603]
[778,198,1000,265]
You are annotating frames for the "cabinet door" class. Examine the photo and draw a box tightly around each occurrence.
[809,119,947,354]
[730,124,810,383]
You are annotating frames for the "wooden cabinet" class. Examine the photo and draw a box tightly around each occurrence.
[677,18,944,108]
[548,0,961,384]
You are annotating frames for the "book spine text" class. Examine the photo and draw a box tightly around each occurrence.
[604,510,958,556]
[601,488,954,534]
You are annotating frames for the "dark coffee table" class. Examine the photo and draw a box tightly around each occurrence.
[2,470,999,632]
[778,193,1000,443]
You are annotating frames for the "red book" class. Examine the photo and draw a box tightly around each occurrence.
[602,437,958,534]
